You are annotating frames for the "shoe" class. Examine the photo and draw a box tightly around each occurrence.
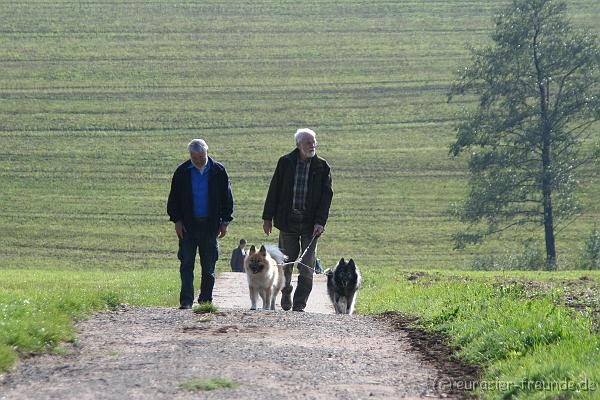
[178,304,192,310]
[292,308,305,312]
[280,286,293,311]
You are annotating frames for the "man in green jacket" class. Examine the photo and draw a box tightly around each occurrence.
[262,128,333,311]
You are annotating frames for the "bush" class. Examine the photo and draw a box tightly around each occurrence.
[579,226,600,270]
[472,255,503,271]
[507,239,545,271]
[472,239,546,271]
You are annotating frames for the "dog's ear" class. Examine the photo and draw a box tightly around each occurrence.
[249,245,256,255]
[259,245,267,256]
[338,257,346,266]
[347,259,356,268]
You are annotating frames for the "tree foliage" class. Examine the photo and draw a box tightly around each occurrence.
[449,0,600,269]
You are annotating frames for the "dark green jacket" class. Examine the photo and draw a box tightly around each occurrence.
[262,149,333,232]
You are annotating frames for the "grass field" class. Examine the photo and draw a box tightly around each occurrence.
[1,0,598,273]
[1,1,600,398]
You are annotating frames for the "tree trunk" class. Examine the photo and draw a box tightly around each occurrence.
[540,86,557,269]
[540,98,558,270]
[541,150,557,270]
[534,27,557,271]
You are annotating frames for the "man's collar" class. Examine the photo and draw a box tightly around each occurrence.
[188,158,212,172]
[289,148,316,163]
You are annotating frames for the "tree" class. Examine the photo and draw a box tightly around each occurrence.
[448,0,600,270]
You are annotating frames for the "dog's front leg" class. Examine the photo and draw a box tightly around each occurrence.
[333,294,341,314]
[347,293,358,315]
[335,294,347,314]
[258,289,267,310]
[249,286,258,310]
[263,288,272,311]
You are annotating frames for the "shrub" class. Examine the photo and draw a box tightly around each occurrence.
[579,226,600,270]
[472,239,546,271]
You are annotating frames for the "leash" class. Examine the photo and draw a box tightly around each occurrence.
[278,233,322,273]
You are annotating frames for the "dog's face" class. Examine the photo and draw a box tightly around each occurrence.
[332,258,360,286]
[245,245,269,274]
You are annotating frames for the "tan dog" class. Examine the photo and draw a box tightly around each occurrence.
[244,245,285,310]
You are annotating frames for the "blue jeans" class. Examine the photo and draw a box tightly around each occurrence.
[177,220,219,305]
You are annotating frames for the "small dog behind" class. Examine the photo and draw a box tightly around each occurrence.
[243,245,285,310]
[325,258,361,315]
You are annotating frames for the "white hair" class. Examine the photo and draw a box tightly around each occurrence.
[187,139,208,153]
[294,128,316,145]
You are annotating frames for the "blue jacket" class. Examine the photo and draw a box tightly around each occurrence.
[167,158,233,234]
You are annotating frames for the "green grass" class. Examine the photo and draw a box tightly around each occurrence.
[0,268,178,371]
[192,301,219,314]
[178,377,239,392]
[360,269,600,399]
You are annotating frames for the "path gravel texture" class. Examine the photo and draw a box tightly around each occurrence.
[214,272,334,313]
[1,272,461,399]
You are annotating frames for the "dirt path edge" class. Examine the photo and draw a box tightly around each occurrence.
[380,312,480,399]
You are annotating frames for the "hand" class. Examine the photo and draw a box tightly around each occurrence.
[313,224,324,237]
[218,223,228,239]
[263,219,273,236]
[175,221,186,240]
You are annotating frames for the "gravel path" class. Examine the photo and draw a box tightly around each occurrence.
[0,273,463,399]
[214,272,334,313]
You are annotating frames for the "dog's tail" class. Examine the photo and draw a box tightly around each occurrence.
[263,244,288,265]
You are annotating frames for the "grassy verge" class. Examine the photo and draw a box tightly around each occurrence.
[359,269,600,399]
[0,268,178,372]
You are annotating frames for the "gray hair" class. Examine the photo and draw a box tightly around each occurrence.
[294,128,316,145]
[187,139,208,153]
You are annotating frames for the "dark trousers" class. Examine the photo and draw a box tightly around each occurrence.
[177,220,219,305]
[278,211,318,310]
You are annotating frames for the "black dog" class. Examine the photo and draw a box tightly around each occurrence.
[325,258,361,314]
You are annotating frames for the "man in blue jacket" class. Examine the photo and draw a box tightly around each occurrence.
[167,139,233,309]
